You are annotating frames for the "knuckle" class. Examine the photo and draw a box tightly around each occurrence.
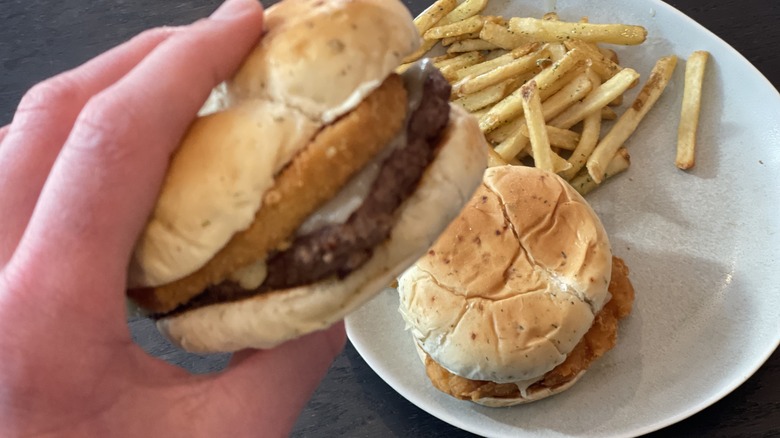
[67,94,141,164]
[16,75,83,117]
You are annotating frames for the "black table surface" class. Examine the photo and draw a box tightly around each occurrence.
[1,0,778,436]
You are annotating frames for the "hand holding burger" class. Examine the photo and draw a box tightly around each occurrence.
[0,0,353,435]
[127,0,488,353]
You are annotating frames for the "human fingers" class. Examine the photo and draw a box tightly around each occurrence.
[213,323,347,436]
[6,0,264,323]
[0,27,176,264]
[0,124,8,145]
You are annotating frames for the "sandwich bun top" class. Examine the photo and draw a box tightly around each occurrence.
[128,0,420,288]
[230,0,419,123]
[398,166,612,385]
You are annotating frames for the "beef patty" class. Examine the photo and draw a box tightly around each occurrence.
[162,68,452,316]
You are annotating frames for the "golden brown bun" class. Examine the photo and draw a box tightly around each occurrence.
[398,166,613,386]
[157,106,489,353]
[129,75,408,313]
[229,0,419,123]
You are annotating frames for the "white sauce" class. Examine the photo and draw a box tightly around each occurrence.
[229,259,268,290]
[296,60,436,236]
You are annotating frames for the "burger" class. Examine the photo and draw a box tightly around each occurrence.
[126,0,488,353]
[398,165,634,406]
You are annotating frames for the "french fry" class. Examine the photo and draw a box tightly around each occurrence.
[486,115,525,144]
[546,42,568,62]
[601,106,617,120]
[534,63,588,99]
[549,67,639,129]
[563,39,621,80]
[571,148,630,195]
[509,17,648,45]
[560,107,602,180]
[447,38,500,53]
[478,52,586,133]
[442,32,482,46]
[441,0,489,24]
[494,122,529,160]
[431,53,456,65]
[435,51,478,68]
[437,51,484,81]
[539,72,593,121]
[455,47,549,95]
[609,94,623,107]
[404,39,439,63]
[519,124,581,150]
[587,55,678,182]
[455,43,538,80]
[479,21,528,49]
[543,12,560,21]
[424,15,486,40]
[414,0,458,35]
[530,47,586,91]
[676,50,709,170]
[487,147,510,167]
[522,81,571,172]
[599,47,619,64]
[454,78,519,111]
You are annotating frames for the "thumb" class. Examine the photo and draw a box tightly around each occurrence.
[211,322,346,435]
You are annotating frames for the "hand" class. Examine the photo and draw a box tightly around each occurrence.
[0,0,346,436]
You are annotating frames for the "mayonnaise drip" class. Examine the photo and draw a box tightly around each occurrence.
[295,60,437,236]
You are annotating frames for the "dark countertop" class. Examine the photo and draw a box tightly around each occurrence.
[1,0,778,436]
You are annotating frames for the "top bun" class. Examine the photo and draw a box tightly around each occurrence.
[398,166,612,385]
[128,0,420,288]
[228,0,420,123]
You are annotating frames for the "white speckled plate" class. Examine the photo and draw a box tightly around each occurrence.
[346,0,780,436]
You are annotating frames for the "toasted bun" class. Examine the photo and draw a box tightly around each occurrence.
[158,106,488,352]
[128,0,419,289]
[229,0,419,124]
[398,166,612,385]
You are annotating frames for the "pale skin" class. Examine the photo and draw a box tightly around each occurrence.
[0,0,346,436]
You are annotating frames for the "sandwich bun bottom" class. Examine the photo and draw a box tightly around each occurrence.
[157,106,488,353]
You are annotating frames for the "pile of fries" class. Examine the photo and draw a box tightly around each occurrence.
[403,0,709,195]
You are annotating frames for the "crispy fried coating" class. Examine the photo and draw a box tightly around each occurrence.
[129,75,408,313]
[424,256,635,401]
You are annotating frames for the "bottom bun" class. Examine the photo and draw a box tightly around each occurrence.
[157,106,487,352]
[413,342,585,407]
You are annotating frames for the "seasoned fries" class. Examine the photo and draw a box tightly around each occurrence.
[407,0,703,195]
[479,21,527,49]
[587,56,678,182]
[454,47,549,95]
[519,124,581,150]
[571,148,631,195]
[424,15,487,40]
[549,68,639,129]
[676,51,710,170]
[509,17,647,45]
[522,81,571,173]
[414,0,458,35]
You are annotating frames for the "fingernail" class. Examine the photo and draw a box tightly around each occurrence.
[211,0,258,20]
